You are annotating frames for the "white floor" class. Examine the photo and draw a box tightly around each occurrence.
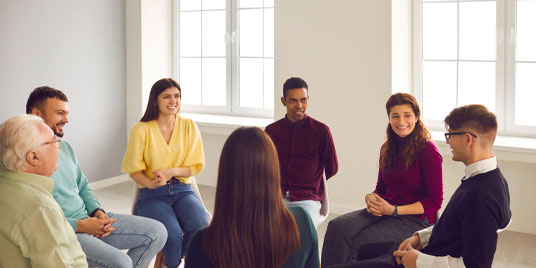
[93,180,536,268]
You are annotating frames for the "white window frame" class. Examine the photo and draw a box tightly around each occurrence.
[413,0,536,138]
[172,0,274,119]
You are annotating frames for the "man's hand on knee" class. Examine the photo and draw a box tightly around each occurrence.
[77,217,116,237]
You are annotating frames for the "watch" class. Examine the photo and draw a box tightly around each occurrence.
[392,205,399,216]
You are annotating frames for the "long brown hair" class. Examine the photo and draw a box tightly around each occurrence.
[380,93,431,171]
[203,127,300,268]
[140,78,181,122]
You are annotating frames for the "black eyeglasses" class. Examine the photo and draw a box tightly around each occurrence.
[444,132,477,142]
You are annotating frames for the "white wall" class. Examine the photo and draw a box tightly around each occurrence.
[0,0,126,182]
[126,0,173,132]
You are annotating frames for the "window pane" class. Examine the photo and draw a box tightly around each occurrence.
[459,1,496,61]
[422,3,457,60]
[458,61,496,112]
[202,0,225,10]
[517,0,536,61]
[264,0,274,8]
[180,0,201,11]
[201,58,227,106]
[202,10,226,57]
[239,0,263,8]
[179,58,202,105]
[264,8,274,57]
[239,58,263,108]
[264,59,274,110]
[422,61,457,120]
[239,9,263,57]
[515,63,536,126]
[180,12,201,57]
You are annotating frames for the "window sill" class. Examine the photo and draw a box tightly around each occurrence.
[180,112,274,135]
[431,131,536,164]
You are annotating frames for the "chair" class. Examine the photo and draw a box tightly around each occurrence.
[318,174,330,224]
[132,176,211,268]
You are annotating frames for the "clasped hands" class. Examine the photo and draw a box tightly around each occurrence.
[365,193,395,216]
[392,234,422,268]
[148,168,175,189]
[77,210,116,238]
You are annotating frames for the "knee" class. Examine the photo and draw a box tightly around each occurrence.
[326,217,346,236]
[166,226,184,245]
[152,221,168,249]
[106,251,132,268]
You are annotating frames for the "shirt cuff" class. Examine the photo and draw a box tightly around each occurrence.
[416,252,436,268]
[416,225,434,247]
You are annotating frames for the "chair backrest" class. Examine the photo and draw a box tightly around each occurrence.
[318,174,329,224]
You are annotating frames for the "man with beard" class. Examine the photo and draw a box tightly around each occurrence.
[265,77,338,228]
[26,86,167,268]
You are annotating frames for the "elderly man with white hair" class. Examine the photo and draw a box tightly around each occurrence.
[0,114,88,267]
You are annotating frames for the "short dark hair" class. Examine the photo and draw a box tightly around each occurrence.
[140,78,181,122]
[26,86,68,114]
[283,77,308,98]
[444,104,498,139]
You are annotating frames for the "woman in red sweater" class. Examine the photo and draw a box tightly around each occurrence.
[321,93,443,267]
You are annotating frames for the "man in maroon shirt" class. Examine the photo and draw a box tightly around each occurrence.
[265,77,338,228]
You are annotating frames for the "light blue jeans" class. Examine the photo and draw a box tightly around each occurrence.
[136,181,209,268]
[285,200,322,228]
[76,212,167,268]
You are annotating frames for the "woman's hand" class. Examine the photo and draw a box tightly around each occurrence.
[366,193,395,216]
[365,194,382,216]
[152,168,174,183]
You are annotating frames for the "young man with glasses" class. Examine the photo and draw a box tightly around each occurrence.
[26,86,167,268]
[334,104,511,268]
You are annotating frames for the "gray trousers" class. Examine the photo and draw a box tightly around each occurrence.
[321,209,430,267]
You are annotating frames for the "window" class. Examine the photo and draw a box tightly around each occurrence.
[414,0,536,137]
[174,0,274,118]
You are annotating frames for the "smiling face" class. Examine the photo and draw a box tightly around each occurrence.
[157,87,181,116]
[34,98,69,137]
[389,104,417,138]
[281,88,309,123]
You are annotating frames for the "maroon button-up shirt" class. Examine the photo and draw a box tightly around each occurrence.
[265,114,338,201]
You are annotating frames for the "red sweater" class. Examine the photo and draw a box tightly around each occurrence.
[375,137,443,223]
[265,114,338,202]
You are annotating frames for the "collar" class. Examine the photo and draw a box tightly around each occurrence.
[463,156,497,180]
[0,168,54,194]
[284,113,308,127]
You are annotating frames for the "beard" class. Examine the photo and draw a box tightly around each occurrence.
[52,125,64,137]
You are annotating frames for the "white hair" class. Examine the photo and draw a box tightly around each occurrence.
[0,114,46,172]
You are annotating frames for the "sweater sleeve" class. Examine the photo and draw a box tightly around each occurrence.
[418,142,443,221]
[183,120,205,177]
[459,189,500,268]
[121,123,147,175]
[321,125,338,180]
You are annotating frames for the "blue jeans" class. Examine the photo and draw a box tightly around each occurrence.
[77,212,167,268]
[136,181,209,267]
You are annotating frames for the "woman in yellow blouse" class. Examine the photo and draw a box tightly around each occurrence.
[122,78,208,268]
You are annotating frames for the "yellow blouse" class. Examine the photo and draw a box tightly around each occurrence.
[121,116,205,187]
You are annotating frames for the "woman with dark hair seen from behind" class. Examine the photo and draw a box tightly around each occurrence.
[185,127,320,268]
[321,93,443,267]
[122,78,209,268]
